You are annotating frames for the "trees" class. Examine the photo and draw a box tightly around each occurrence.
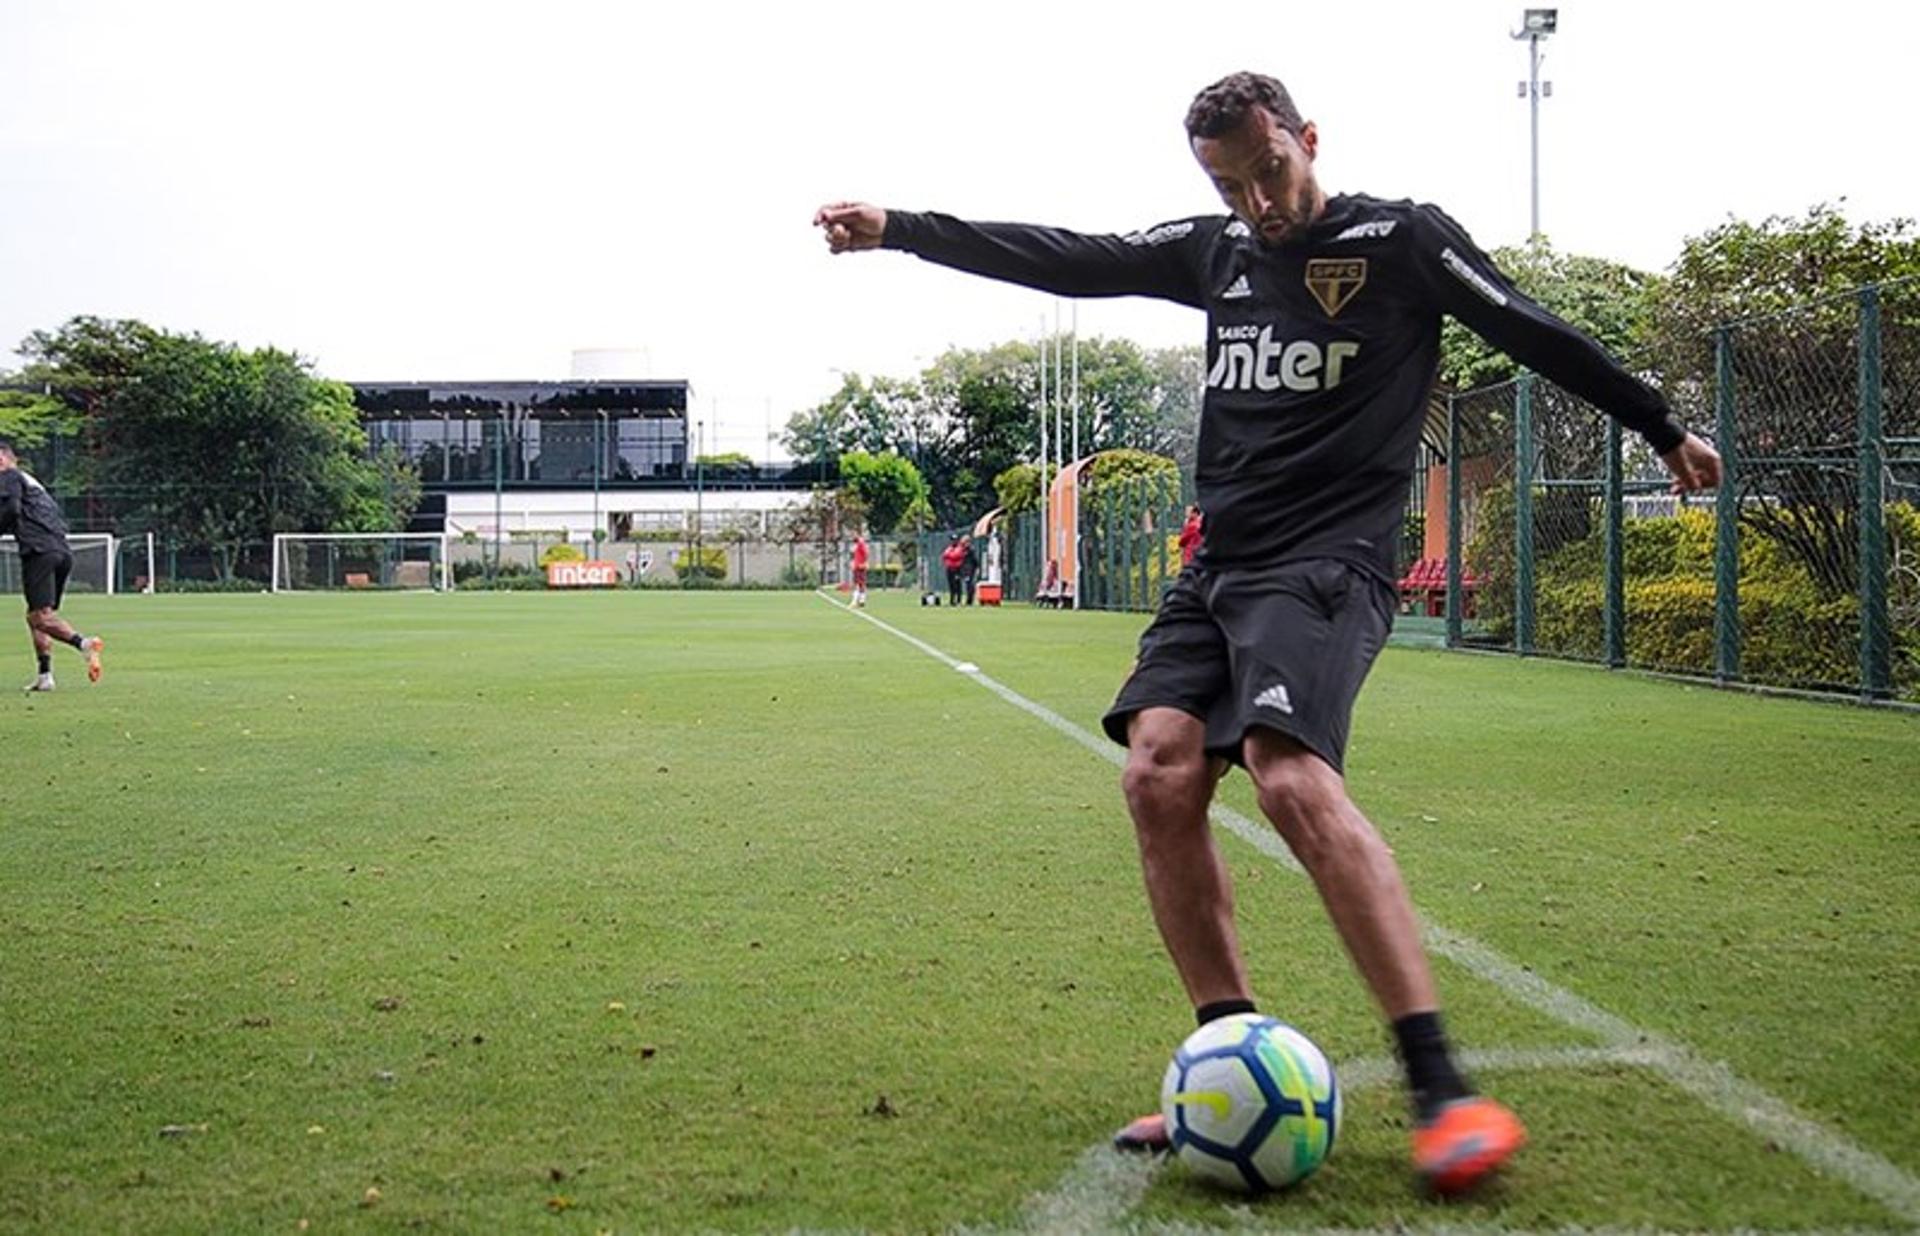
[783,335,1196,527]
[1437,239,1660,391]
[18,316,419,554]
[0,376,75,462]
[838,450,931,535]
[1642,206,1920,599]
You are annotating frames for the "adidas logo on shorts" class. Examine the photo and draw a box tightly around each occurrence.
[1254,682,1293,714]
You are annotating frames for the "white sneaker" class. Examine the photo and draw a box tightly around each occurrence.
[25,675,54,692]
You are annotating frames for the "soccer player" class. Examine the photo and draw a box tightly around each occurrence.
[815,70,1723,1196]
[0,439,104,691]
[850,531,870,607]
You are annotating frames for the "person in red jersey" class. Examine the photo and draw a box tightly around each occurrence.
[1177,504,1205,568]
[850,532,870,608]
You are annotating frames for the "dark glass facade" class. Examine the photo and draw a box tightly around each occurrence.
[352,380,692,487]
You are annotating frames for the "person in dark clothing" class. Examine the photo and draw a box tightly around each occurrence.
[957,536,979,605]
[0,440,104,691]
[816,70,1721,1196]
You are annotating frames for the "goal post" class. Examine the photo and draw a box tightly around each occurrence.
[0,533,116,597]
[271,533,454,593]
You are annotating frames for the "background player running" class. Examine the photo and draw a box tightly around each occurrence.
[0,439,104,692]
[815,70,1721,1196]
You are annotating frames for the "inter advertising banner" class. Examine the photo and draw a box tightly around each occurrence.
[546,560,621,588]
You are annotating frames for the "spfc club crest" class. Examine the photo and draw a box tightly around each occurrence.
[1305,258,1367,317]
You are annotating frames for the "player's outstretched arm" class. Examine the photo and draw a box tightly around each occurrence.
[814,202,888,253]
[1660,433,1723,495]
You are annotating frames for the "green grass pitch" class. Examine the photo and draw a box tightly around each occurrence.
[1,590,1915,1233]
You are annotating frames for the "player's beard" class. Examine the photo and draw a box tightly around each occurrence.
[1256,183,1321,248]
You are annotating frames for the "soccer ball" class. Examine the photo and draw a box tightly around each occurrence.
[1160,1013,1341,1193]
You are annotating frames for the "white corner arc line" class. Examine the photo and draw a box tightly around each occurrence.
[819,594,1920,1229]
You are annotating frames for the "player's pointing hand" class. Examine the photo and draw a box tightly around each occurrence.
[814,202,887,253]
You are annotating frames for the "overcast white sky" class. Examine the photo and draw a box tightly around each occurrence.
[2,1,1913,455]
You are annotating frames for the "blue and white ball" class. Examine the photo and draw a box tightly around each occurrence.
[1160,1013,1341,1192]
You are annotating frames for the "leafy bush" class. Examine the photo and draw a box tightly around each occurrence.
[674,546,728,581]
[1475,480,1917,693]
[538,543,585,568]
[779,559,820,587]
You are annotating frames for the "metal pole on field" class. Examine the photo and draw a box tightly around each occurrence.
[1604,419,1625,669]
[1070,303,1080,463]
[1512,9,1557,241]
[1038,323,1049,583]
[1514,374,1537,655]
[1071,306,1081,608]
[1445,395,1463,647]
[593,411,605,549]
[1858,284,1891,699]
[493,409,505,580]
[1053,301,1064,476]
[1713,329,1741,683]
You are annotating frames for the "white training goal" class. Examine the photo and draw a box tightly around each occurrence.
[0,532,117,597]
[271,533,453,593]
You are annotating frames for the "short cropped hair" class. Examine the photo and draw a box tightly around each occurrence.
[1185,72,1305,140]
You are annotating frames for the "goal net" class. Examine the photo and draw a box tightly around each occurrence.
[272,533,453,593]
[0,533,117,597]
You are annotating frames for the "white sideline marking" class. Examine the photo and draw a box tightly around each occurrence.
[818,595,1920,1231]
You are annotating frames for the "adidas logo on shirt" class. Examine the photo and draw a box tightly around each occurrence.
[1254,682,1293,714]
[1222,275,1252,299]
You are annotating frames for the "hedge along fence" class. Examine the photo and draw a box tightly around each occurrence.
[1468,494,1920,694]
[1450,275,1920,704]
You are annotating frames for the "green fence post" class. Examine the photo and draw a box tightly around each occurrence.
[1858,284,1891,699]
[1156,496,1169,594]
[1515,374,1536,655]
[1445,395,1463,647]
[1605,419,1626,669]
[1714,328,1741,683]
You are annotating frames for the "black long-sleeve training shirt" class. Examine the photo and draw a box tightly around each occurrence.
[0,466,71,556]
[882,195,1685,581]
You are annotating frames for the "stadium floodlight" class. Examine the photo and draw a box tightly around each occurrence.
[1511,8,1558,241]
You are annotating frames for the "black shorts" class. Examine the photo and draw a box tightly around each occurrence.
[21,549,73,612]
[1101,557,1394,773]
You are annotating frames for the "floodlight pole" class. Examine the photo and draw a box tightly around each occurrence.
[1038,321,1049,584]
[1513,9,1556,242]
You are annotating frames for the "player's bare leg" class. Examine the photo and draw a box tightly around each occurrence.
[24,615,55,690]
[27,607,102,683]
[1242,728,1523,1195]
[1242,729,1433,1016]
[1124,708,1247,1007]
[1112,707,1243,1151]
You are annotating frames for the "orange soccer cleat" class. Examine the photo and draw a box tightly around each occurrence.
[85,636,105,683]
[1413,1096,1526,1197]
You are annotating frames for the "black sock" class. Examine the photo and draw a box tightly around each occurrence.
[67,632,87,651]
[1393,1011,1473,1122]
[1195,998,1258,1027]
[37,653,51,675]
